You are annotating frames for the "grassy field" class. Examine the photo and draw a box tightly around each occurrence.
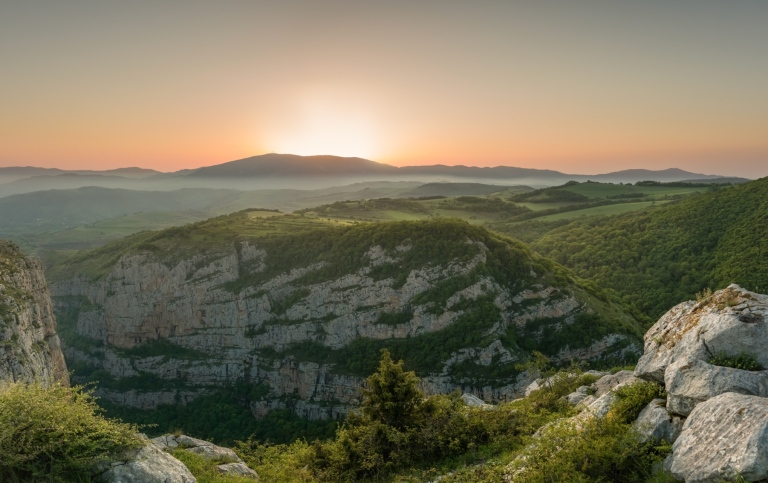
[561,182,706,200]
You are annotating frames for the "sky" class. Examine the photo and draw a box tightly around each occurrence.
[1,1,767,177]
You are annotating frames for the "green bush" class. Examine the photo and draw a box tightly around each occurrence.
[709,351,764,371]
[0,382,141,482]
[609,381,666,424]
[508,415,664,482]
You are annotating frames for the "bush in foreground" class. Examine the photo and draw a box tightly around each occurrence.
[0,382,140,482]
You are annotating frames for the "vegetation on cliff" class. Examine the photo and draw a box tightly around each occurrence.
[48,217,643,446]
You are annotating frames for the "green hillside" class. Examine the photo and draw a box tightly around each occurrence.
[531,177,768,323]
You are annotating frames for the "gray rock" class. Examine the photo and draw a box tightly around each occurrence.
[564,385,591,406]
[633,398,683,444]
[95,442,196,483]
[670,392,768,483]
[584,392,616,419]
[636,285,768,384]
[151,434,241,463]
[461,393,492,408]
[186,445,240,462]
[664,358,768,416]
[217,462,259,479]
[594,370,638,397]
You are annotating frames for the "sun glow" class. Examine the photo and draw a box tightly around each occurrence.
[264,101,382,159]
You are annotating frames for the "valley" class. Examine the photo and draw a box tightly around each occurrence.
[1,156,766,482]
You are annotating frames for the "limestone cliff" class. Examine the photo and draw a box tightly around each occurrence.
[0,241,68,386]
[49,216,640,419]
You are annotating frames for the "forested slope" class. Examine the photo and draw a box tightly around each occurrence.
[532,177,768,323]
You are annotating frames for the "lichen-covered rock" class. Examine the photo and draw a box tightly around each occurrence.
[664,358,768,416]
[95,441,196,483]
[0,241,68,386]
[217,462,259,479]
[633,398,683,444]
[670,392,768,483]
[635,285,768,384]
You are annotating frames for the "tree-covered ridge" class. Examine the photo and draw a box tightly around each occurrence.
[531,177,768,323]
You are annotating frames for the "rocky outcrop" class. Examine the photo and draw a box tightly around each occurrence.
[49,223,640,421]
[94,438,196,483]
[630,286,768,481]
[150,434,259,480]
[636,284,768,385]
[0,241,68,386]
[670,393,768,483]
[151,434,241,463]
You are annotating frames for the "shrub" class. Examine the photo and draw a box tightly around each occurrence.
[609,380,666,424]
[0,382,141,482]
[359,350,422,429]
[709,351,764,371]
[509,415,664,482]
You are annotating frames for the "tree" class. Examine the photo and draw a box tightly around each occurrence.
[360,350,423,429]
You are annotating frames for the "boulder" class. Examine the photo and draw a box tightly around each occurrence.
[593,370,638,397]
[461,393,492,408]
[583,392,615,419]
[151,434,241,463]
[633,398,683,444]
[95,441,196,483]
[664,358,768,416]
[564,385,591,406]
[670,392,768,483]
[635,285,768,384]
[217,462,260,479]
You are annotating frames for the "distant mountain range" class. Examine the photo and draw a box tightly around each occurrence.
[0,153,750,197]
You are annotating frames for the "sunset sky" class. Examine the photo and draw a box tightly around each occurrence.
[1,1,767,177]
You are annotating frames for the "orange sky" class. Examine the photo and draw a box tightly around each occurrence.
[1,1,767,177]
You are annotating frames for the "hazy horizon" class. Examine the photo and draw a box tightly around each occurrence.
[0,152,752,179]
[2,1,767,178]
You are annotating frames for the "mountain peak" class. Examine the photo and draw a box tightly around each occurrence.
[189,153,397,177]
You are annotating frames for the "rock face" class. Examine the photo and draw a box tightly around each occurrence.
[94,440,197,483]
[670,393,768,483]
[0,241,68,386]
[49,220,640,420]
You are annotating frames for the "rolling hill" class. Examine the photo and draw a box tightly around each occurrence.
[529,176,768,322]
